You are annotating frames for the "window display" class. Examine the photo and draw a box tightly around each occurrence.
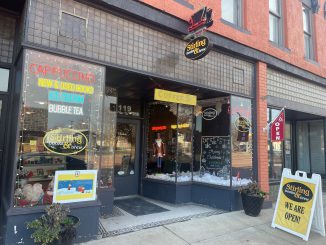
[193,97,232,186]
[14,50,105,207]
[145,102,193,182]
[145,102,178,182]
[231,96,252,187]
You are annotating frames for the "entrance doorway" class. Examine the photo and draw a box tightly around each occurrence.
[114,118,141,197]
[296,120,326,176]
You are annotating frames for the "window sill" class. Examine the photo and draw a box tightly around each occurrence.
[269,41,291,53]
[304,57,319,66]
[220,19,251,35]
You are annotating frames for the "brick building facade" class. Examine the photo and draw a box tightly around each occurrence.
[0,0,325,244]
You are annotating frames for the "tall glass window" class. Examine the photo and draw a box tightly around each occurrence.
[193,97,231,186]
[231,96,252,187]
[0,68,9,92]
[297,120,325,174]
[284,122,292,169]
[221,0,242,27]
[269,0,283,45]
[14,50,105,207]
[302,4,314,60]
[145,102,178,182]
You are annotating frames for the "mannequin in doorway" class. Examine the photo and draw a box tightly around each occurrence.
[153,132,166,173]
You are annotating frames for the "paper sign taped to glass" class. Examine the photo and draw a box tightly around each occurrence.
[271,168,325,241]
[53,170,97,204]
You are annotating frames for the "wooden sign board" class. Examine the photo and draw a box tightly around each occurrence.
[272,168,325,241]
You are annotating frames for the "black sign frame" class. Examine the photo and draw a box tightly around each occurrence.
[184,36,212,60]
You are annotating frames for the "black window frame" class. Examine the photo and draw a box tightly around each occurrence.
[302,3,315,60]
[269,0,283,46]
[221,0,243,28]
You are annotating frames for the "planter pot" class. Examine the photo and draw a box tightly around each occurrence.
[51,215,80,245]
[241,193,264,217]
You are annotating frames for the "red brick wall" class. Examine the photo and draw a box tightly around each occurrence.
[140,0,326,79]
[256,62,269,194]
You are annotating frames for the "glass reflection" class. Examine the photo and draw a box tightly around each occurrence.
[14,50,104,207]
[231,96,252,187]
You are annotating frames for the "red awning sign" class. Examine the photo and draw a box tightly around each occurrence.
[270,110,285,142]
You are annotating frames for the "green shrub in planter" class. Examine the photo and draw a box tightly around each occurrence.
[238,181,267,217]
[26,203,79,245]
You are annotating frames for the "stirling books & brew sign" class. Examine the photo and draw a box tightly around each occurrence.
[184,36,211,60]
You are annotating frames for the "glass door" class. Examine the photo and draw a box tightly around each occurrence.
[114,118,140,197]
[296,120,326,175]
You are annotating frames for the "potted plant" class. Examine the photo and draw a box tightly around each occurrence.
[238,181,267,217]
[26,203,79,245]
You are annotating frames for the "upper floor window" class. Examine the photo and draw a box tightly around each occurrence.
[302,4,314,60]
[269,0,283,45]
[221,0,242,27]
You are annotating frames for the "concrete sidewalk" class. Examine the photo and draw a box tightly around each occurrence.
[83,197,326,245]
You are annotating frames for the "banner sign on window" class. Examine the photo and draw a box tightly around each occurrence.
[53,170,97,204]
[272,168,325,241]
[270,110,285,142]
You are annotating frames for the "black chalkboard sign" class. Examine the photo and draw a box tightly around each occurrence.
[201,136,231,170]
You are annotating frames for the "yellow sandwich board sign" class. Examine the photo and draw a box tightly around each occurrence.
[272,168,325,241]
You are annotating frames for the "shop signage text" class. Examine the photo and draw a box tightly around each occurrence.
[154,88,197,106]
[43,128,88,155]
[270,110,285,141]
[184,36,211,60]
[202,108,218,120]
[29,63,96,84]
[272,168,325,241]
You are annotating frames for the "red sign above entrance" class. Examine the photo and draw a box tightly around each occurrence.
[270,110,285,142]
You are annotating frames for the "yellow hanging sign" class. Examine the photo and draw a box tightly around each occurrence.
[154,89,197,106]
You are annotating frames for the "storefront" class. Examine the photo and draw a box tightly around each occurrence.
[0,0,281,244]
[102,67,254,210]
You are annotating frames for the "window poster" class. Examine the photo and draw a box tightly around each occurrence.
[14,49,105,207]
[53,170,98,203]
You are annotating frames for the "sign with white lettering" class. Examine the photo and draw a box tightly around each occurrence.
[270,110,285,141]
[272,168,325,241]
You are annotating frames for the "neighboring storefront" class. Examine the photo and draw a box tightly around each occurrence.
[267,69,326,201]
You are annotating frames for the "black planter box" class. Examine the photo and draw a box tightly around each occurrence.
[241,193,264,217]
